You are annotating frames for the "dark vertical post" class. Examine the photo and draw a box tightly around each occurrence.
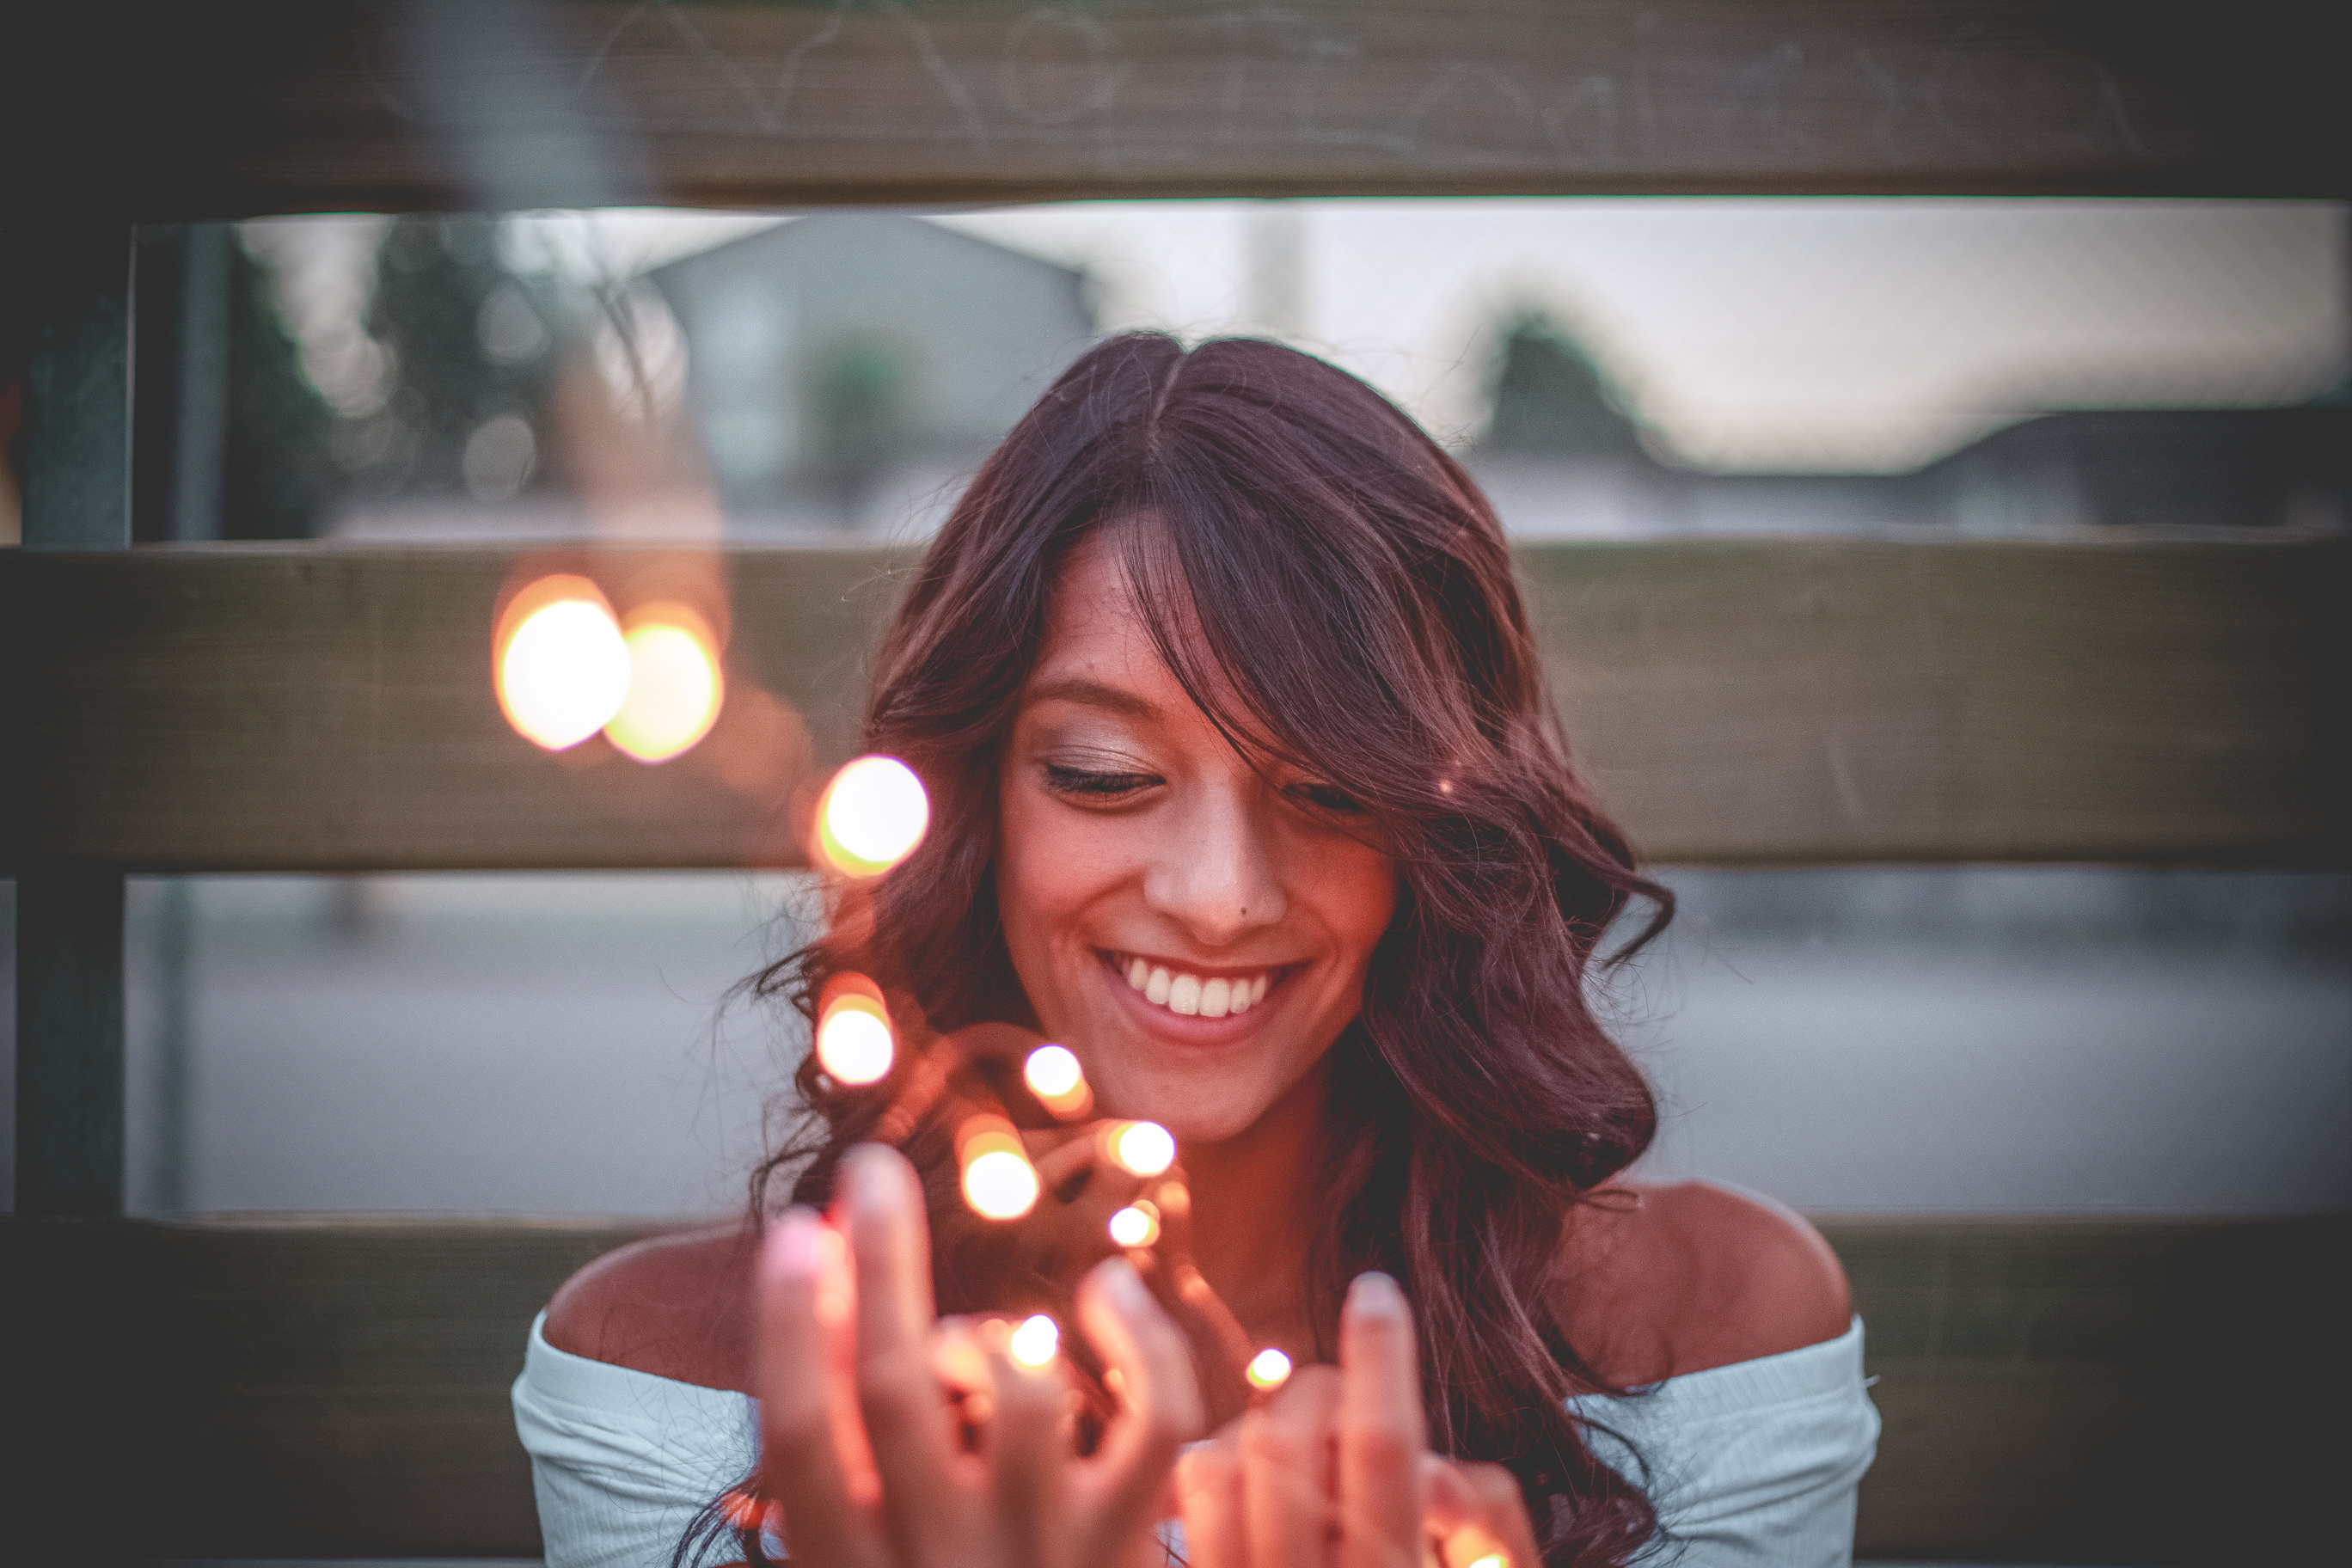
[14,870,126,1216]
[168,222,230,543]
[15,226,134,1216]
[126,222,230,1209]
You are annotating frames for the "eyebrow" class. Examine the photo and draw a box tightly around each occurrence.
[1023,677,1157,720]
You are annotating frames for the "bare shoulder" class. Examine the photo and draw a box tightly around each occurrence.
[541,1223,758,1393]
[1554,1180,1851,1387]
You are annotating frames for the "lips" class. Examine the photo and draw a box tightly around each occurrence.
[1108,952,1276,1019]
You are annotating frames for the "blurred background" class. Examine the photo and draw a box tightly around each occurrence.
[2,197,2346,1218]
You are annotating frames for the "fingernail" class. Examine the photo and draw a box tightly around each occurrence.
[846,1144,901,1216]
[763,1208,821,1282]
[1346,1271,1405,1317]
[1092,1255,1150,1314]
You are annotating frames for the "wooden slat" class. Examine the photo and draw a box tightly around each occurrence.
[3,1,2343,221]
[3,1213,2340,1559]
[3,537,2345,873]
[1824,1215,2350,1564]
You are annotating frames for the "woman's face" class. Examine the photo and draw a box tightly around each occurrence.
[995,537,1397,1145]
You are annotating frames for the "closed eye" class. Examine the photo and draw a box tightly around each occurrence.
[1043,763,1161,801]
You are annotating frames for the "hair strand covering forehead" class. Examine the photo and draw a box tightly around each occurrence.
[744,332,1672,1568]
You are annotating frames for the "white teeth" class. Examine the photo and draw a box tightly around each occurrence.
[1120,956,1273,1018]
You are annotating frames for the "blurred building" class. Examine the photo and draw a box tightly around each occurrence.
[1472,314,2350,537]
[652,213,1096,530]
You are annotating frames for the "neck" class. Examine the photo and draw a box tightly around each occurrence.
[1180,1056,1332,1354]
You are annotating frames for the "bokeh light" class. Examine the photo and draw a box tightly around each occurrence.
[815,976,895,1086]
[1106,1120,1177,1177]
[1008,1313,1060,1368]
[959,1118,1040,1221]
[814,755,930,878]
[1023,1044,1092,1119]
[1245,1347,1293,1390]
[605,602,723,763]
[1107,1200,1161,1248]
[495,577,631,750]
[816,1006,893,1086]
[1466,1556,1507,1568]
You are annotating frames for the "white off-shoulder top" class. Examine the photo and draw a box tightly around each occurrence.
[514,1313,1879,1567]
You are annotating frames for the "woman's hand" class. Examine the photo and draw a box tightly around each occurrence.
[1174,1272,1545,1568]
[755,1142,1205,1567]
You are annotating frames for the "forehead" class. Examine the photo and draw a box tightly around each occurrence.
[1027,535,1185,695]
[1025,533,1246,729]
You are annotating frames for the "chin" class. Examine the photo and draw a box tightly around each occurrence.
[1141,1087,1278,1147]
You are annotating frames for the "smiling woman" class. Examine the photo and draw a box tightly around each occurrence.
[519,334,1866,1568]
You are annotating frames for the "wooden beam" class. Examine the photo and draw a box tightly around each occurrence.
[3,1213,2340,1559]
[3,537,2344,873]
[3,2,2343,222]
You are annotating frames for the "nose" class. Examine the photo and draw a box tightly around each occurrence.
[1142,775,1288,948]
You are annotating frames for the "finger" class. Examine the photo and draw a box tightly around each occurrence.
[840,1143,961,1553]
[1425,1459,1542,1568]
[1075,1256,1205,1552]
[1241,1363,1342,1568]
[1338,1273,1425,1568]
[932,1317,995,1450]
[983,1317,1069,1565]
[1176,1436,1245,1568]
[1032,1129,1107,1194]
[755,1208,880,1566]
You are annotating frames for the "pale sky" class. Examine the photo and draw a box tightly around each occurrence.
[259,198,2347,475]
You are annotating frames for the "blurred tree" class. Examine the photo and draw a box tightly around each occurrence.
[222,236,337,539]
[358,215,558,499]
[1482,311,1645,458]
[811,329,917,518]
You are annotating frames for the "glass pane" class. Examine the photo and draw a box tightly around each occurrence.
[116,198,2345,548]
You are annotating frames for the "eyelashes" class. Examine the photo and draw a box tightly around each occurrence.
[1041,763,1160,799]
[1289,782,1365,815]
[1040,763,1367,816]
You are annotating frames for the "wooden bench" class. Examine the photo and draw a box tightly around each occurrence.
[4,3,2346,1561]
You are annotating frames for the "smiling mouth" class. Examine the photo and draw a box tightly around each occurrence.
[1104,952,1282,1019]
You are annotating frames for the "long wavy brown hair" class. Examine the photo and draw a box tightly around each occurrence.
[751,332,1670,1566]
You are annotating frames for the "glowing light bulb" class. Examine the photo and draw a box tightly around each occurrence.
[1246,1347,1293,1390]
[495,577,631,750]
[1008,1313,1060,1369]
[1465,1557,1507,1568]
[814,756,930,878]
[1107,1200,1161,1248]
[816,1005,893,1086]
[959,1117,1040,1221]
[606,603,722,763]
[1022,1044,1091,1118]
[1106,1120,1176,1177]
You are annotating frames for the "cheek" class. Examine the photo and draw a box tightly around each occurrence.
[1322,843,1400,971]
[995,792,1117,960]
[1289,841,1392,987]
